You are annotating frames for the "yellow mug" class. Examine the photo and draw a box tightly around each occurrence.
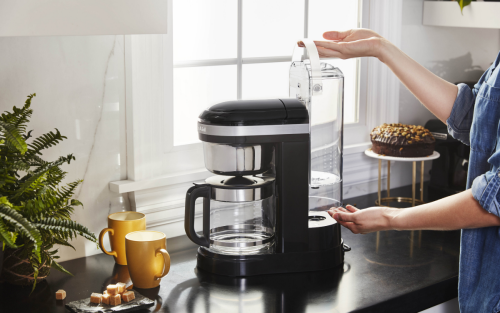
[99,212,146,265]
[125,231,171,289]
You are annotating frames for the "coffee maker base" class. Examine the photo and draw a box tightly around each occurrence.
[196,240,348,277]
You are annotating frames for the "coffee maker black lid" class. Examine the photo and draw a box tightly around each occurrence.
[198,98,308,126]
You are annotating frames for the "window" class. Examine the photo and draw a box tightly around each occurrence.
[173,0,361,146]
[116,0,403,237]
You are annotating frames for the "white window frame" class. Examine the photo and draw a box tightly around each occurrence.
[110,0,402,239]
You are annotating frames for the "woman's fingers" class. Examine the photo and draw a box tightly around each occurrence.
[345,205,359,212]
[333,212,357,223]
[317,47,344,59]
[314,40,344,51]
[323,30,351,41]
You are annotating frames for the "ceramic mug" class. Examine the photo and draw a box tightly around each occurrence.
[125,231,171,289]
[99,212,146,265]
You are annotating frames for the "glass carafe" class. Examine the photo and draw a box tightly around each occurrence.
[209,196,275,255]
[185,175,276,255]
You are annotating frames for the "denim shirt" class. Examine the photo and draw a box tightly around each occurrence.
[447,51,500,313]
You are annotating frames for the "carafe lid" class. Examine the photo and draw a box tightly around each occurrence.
[203,175,275,202]
[205,175,274,189]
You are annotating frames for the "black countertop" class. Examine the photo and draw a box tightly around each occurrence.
[0,230,460,313]
[0,189,461,313]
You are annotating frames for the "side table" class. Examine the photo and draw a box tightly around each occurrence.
[364,149,440,207]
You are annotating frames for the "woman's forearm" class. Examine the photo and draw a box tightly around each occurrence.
[388,190,500,231]
[378,39,458,123]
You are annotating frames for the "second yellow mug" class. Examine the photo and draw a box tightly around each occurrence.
[125,231,170,289]
[99,212,146,265]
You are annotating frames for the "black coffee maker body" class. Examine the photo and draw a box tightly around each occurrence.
[184,39,349,276]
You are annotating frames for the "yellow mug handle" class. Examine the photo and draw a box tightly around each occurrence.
[154,248,171,279]
[99,228,118,257]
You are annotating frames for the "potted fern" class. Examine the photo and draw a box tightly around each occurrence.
[0,94,97,291]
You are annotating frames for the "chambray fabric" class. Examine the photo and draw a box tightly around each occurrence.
[446,51,500,313]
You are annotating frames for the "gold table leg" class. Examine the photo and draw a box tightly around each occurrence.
[387,161,391,198]
[412,161,416,207]
[378,159,382,206]
[375,158,425,207]
[420,161,424,202]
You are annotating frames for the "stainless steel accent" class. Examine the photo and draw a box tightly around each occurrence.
[211,186,273,202]
[209,225,274,248]
[431,132,447,140]
[198,122,309,137]
[203,142,273,175]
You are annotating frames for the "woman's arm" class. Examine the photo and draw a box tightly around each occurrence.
[328,190,500,234]
[306,29,458,123]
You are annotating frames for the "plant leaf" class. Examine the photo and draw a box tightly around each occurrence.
[52,237,76,250]
[0,219,18,249]
[50,258,73,276]
[0,204,42,261]
[35,218,97,243]
[31,264,38,293]
[457,0,472,14]
[0,121,27,154]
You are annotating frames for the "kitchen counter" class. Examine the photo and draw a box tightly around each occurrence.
[0,189,460,313]
[0,230,460,313]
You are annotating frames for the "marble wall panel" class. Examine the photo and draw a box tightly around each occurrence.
[0,35,128,261]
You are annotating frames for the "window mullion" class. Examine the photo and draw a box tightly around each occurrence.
[304,0,309,38]
[237,0,243,100]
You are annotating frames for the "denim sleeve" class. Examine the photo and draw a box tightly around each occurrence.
[446,83,476,146]
[471,170,500,217]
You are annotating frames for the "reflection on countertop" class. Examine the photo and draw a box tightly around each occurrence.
[0,227,460,313]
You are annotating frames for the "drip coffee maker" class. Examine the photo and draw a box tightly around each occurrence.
[185,39,349,276]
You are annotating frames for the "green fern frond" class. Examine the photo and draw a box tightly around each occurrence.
[52,237,75,250]
[35,218,97,243]
[14,155,75,200]
[31,263,39,292]
[0,204,42,261]
[12,172,47,200]
[44,167,66,188]
[27,129,66,156]
[0,219,18,249]
[0,94,35,134]
[50,258,73,276]
[10,160,30,172]
[0,121,27,155]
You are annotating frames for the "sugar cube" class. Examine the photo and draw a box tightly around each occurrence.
[103,290,108,295]
[107,284,118,295]
[109,294,121,306]
[121,291,135,303]
[55,289,66,300]
[116,282,126,294]
[90,293,102,304]
[102,293,110,305]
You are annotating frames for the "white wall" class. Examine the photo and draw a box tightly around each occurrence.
[0,36,129,262]
[392,0,500,191]
[400,0,500,126]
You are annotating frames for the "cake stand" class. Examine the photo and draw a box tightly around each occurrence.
[364,149,440,207]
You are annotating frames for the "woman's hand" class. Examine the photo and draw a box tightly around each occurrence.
[298,29,386,60]
[327,205,396,234]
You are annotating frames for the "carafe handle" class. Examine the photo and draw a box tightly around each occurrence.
[292,38,323,96]
[185,184,211,247]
